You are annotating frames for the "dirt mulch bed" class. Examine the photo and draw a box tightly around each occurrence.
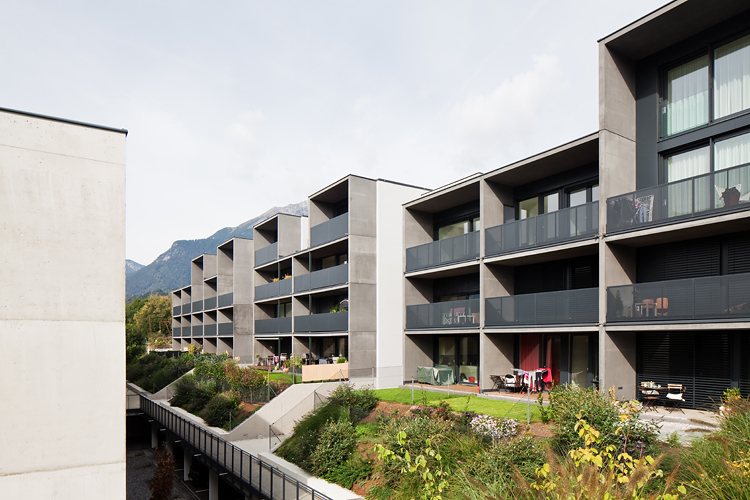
[236,402,263,420]
[359,401,415,424]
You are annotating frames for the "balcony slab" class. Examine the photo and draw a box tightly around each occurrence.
[484,238,598,266]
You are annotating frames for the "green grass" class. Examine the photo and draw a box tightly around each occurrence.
[268,372,302,384]
[374,388,543,422]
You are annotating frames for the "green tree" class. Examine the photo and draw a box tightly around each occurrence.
[126,298,148,363]
[134,295,172,344]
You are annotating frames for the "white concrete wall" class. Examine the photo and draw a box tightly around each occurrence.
[376,181,429,388]
[0,110,126,500]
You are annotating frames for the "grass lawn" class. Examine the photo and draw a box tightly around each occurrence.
[374,388,543,422]
[268,372,302,384]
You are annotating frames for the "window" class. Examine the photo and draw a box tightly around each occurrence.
[666,146,710,182]
[661,33,750,138]
[543,193,559,213]
[518,197,539,220]
[567,183,599,207]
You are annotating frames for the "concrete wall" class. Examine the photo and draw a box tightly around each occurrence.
[376,181,428,387]
[0,110,126,499]
[480,333,515,390]
[278,214,302,258]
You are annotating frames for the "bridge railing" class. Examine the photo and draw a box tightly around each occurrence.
[139,395,332,500]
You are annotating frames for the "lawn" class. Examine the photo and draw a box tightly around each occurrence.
[268,372,302,384]
[374,388,543,422]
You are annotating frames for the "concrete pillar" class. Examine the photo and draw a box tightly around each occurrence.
[151,422,159,449]
[183,453,192,482]
[209,469,219,500]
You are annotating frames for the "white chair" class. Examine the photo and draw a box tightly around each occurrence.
[666,384,686,413]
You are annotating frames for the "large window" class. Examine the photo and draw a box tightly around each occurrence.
[662,33,750,138]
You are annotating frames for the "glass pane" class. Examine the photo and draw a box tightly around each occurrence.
[666,146,710,182]
[437,337,456,369]
[591,184,599,202]
[571,335,589,387]
[543,193,559,213]
[715,131,750,171]
[458,336,478,384]
[569,187,587,207]
[472,217,480,231]
[663,55,709,137]
[438,221,468,240]
[715,34,750,119]
[518,197,538,220]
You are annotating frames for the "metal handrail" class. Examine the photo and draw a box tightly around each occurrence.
[139,395,332,500]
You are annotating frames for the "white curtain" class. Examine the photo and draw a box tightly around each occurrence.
[667,147,709,217]
[666,56,708,136]
[715,34,750,120]
[714,131,750,208]
[667,146,710,182]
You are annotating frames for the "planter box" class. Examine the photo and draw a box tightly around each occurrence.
[302,362,348,382]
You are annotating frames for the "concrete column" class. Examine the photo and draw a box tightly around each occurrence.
[183,453,192,482]
[151,422,159,449]
[209,469,219,500]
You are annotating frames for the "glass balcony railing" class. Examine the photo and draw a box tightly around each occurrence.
[255,279,293,301]
[607,273,750,322]
[173,305,181,316]
[204,324,217,336]
[294,263,348,293]
[486,202,598,257]
[311,213,348,247]
[173,327,181,337]
[255,242,278,267]
[294,312,348,333]
[217,293,233,308]
[405,299,480,330]
[182,303,191,314]
[192,300,203,313]
[191,325,202,337]
[485,288,598,327]
[607,163,750,233]
[204,296,217,310]
[255,317,293,334]
[405,232,480,272]
[218,323,233,336]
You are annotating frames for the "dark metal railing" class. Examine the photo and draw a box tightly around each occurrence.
[191,325,202,337]
[405,231,480,272]
[255,279,293,301]
[139,396,332,500]
[255,242,279,267]
[485,201,598,257]
[204,296,217,310]
[406,299,480,330]
[294,312,348,333]
[182,302,191,314]
[607,272,750,322]
[255,317,293,334]
[294,264,348,293]
[311,213,348,248]
[485,288,598,327]
[192,300,203,313]
[218,293,233,308]
[218,322,233,336]
[173,305,181,316]
[606,163,750,233]
[173,327,181,338]
[204,324,217,336]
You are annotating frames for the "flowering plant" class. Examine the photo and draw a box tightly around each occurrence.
[470,414,519,440]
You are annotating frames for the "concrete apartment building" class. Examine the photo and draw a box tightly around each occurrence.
[402,0,750,409]
[0,108,126,498]
[173,175,427,387]
[172,237,255,360]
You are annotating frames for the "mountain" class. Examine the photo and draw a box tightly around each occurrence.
[125,259,144,276]
[126,201,308,301]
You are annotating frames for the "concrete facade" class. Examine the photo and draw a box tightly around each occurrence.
[0,109,127,499]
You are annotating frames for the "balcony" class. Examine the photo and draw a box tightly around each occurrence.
[204,324,217,336]
[607,163,750,234]
[204,296,216,310]
[405,299,479,330]
[173,305,181,316]
[173,327,181,337]
[192,300,203,313]
[255,317,293,334]
[182,303,191,314]
[405,232,479,273]
[295,263,348,293]
[607,273,750,323]
[486,202,598,257]
[218,293,233,308]
[485,288,598,327]
[311,213,348,248]
[218,322,233,336]
[255,242,278,267]
[191,325,202,336]
[294,312,348,333]
[255,279,293,301]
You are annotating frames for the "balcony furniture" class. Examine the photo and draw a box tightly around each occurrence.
[489,375,504,392]
[655,297,669,316]
[715,184,750,206]
[639,382,663,412]
[442,313,453,325]
[666,384,686,414]
[634,194,654,223]
[454,307,466,323]
[406,299,480,330]
[636,299,656,317]
[416,365,456,386]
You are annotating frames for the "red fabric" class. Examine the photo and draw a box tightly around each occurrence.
[520,334,539,371]
[542,369,552,383]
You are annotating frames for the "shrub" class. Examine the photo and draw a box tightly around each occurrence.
[463,435,545,485]
[201,392,240,428]
[276,403,351,468]
[193,353,231,381]
[547,385,620,453]
[169,374,198,408]
[309,417,358,477]
[325,457,373,489]
[470,414,519,441]
[148,443,174,500]
[355,422,380,438]
[337,357,347,363]
[329,382,378,422]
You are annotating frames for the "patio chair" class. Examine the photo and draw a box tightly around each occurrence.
[503,374,521,392]
[666,384,686,414]
[655,297,669,316]
[489,375,504,392]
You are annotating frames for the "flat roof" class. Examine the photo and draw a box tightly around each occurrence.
[599,0,750,60]
[0,106,128,135]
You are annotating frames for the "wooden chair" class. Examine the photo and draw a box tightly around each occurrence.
[666,384,686,413]
[655,297,669,316]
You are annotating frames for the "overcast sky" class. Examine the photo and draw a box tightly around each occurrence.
[2,0,666,265]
